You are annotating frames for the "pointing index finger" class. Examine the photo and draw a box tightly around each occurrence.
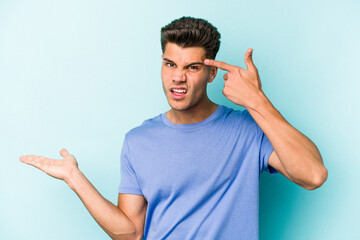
[204,59,236,72]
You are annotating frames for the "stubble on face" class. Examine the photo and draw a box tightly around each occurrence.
[161,43,213,113]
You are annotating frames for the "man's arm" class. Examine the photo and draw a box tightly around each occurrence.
[118,193,148,239]
[204,48,328,190]
[248,94,327,190]
[20,148,144,240]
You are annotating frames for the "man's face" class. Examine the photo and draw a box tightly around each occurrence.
[161,42,216,111]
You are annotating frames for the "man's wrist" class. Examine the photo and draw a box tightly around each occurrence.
[247,90,271,113]
[65,166,82,190]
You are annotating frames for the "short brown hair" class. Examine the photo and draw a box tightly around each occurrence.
[161,16,221,59]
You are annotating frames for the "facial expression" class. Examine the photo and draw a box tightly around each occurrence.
[161,43,216,111]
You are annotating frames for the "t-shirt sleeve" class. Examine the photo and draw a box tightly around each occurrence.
[118,136,144,195]
[258,128,278,175]
[243,110,278,175]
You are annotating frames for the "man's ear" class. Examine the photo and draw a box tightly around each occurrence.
[208,66,218,83]
[161,55,163,60]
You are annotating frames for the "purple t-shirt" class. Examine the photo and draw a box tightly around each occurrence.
[118,104,277,240]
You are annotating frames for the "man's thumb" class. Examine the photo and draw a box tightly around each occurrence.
[60,148,69,158]
[244,48,255,70]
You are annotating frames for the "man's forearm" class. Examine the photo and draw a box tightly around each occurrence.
[66,167,137,239]
[204,48,326,187]
[248,92,327,186]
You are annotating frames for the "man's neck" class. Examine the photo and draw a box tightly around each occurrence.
[166,99,218,124]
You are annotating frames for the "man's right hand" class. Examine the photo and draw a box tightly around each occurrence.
[20,148,78,184]
[20,148,141,239]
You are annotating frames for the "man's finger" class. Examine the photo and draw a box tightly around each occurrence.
[204,59,236,72]
[244,48,256,71]
[60,148,69,158]
[20,155,44,163]
[19,155,30,164]
[19,155,47,170]
[223,73,229,80]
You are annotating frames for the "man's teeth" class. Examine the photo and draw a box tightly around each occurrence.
[172,89,186,93]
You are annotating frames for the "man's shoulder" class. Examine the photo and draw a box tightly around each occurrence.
[125,112,164,140]
[219,105,258,130]
[220,104,247,120]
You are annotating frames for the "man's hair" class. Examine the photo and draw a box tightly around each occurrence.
[161,16,221,59]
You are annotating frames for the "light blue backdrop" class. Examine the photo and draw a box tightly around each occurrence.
[1,0,359,239]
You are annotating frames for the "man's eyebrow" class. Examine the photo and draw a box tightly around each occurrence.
[163,58,175,64]
[163,58,205,67]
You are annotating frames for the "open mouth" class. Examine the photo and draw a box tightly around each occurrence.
[170,88,187,99]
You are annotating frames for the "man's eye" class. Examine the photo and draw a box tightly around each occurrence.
[166,63,175,67]
[188,66,199,70]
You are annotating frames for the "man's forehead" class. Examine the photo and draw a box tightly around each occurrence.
[163,43,207,64]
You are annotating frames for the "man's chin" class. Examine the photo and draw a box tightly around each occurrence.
[168,101,192,112]
[169,105,188,111]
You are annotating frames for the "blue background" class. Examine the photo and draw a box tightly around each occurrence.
[1,0,359,239]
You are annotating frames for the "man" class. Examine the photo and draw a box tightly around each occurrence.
[20,16,328,240]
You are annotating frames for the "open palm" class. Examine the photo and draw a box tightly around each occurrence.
[20,148,78,182]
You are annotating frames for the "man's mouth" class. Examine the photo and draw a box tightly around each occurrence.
[170,88,187,99]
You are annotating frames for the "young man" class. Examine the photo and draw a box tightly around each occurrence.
[20,17,328,240]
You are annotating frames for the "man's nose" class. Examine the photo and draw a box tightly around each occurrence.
[172,69,186,83]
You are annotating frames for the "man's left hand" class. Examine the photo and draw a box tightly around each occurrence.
[204,48,264,110]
